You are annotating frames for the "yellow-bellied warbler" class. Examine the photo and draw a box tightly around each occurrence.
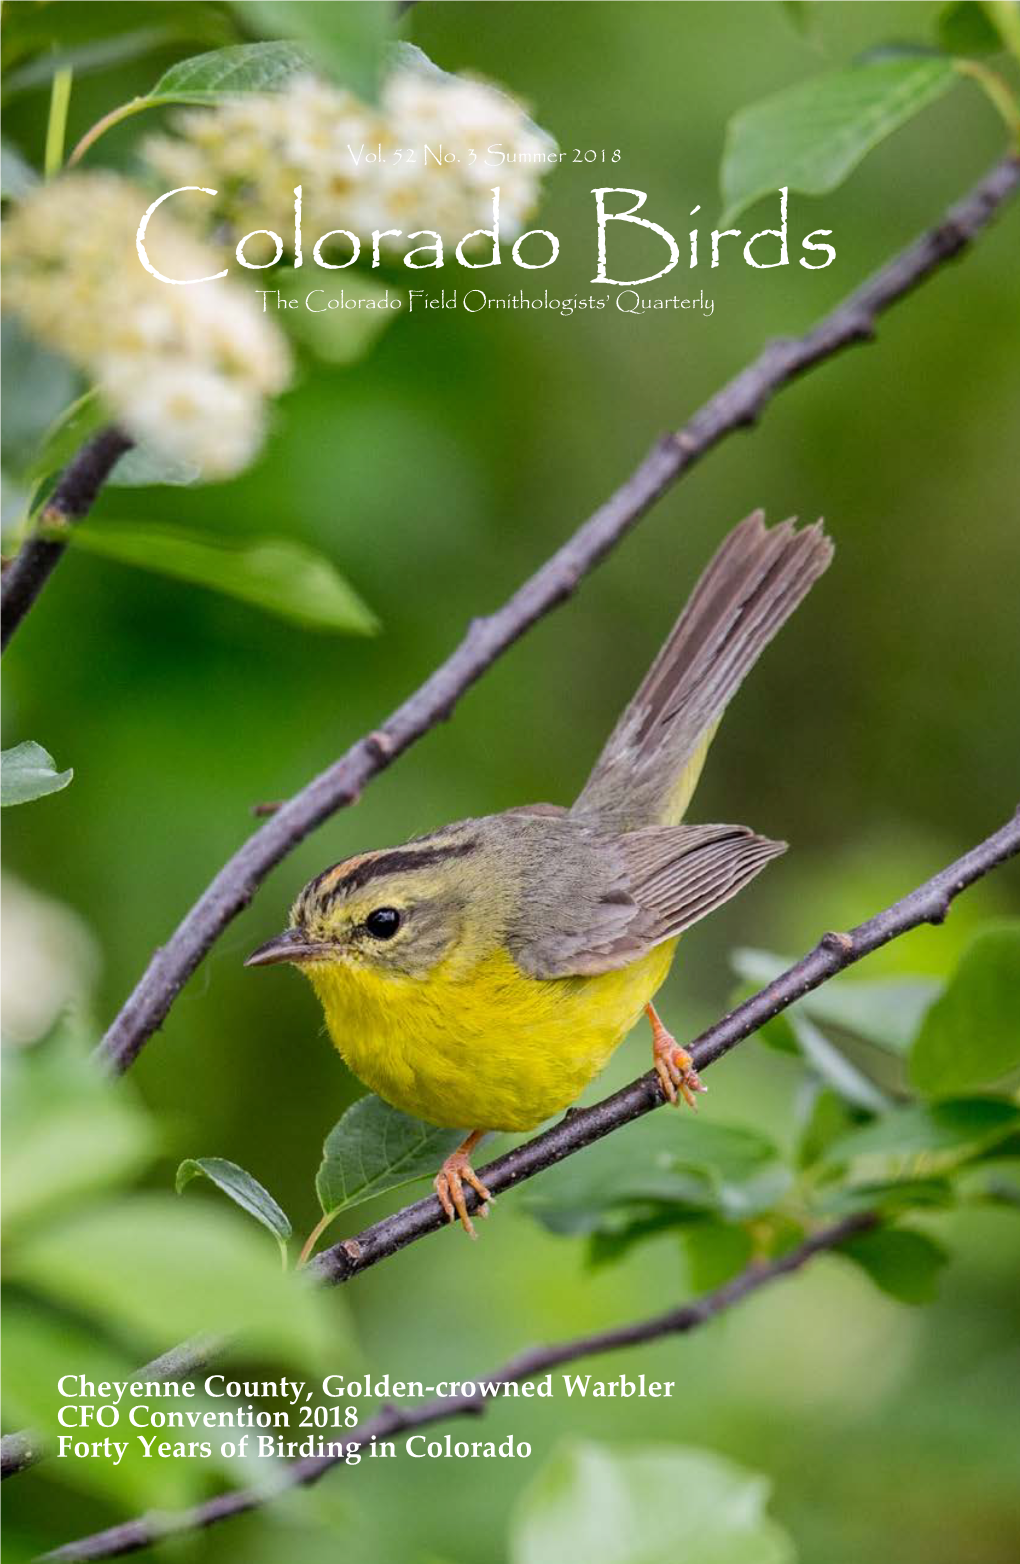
[248,512,833,1234]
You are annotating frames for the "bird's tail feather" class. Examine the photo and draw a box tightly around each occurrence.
[572,511,833,829]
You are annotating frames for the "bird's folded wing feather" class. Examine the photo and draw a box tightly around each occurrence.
[512,822,785,978]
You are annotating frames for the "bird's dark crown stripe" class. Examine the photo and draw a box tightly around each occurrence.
[315,839,478,904]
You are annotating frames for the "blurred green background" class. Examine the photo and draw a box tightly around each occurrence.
[3,3,1019,1562]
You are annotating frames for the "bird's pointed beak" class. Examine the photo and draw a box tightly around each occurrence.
[245,929,327,968]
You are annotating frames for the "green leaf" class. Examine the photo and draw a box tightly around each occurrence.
[176,1157,291,1253]
[105,444,199,489]
[796,1084,864,1168]
[937,1,1004,55]
[825,1096,1020,1167]
[232,2,392,102]
[10,1195,345,1371]
[981,0,1020,60]
[316,1095,464,1217]
[23,390,106,494]
[65,41,315,162]
[789,1013,893,1112]
[2,4,238,96]
[1,318,80,477]
[816,1176,955,1218]
[72,522,378,634]
[838,1225,949,1303]
[681,1219,756,1292]
[720,57,960,222]
[733,948,939,1054]
[511,1440,795,1564]
[0,1303,199,1511]
[150,39,313,100]
[909,923,1020,1096]
[525,1115,788,1237]
[1,742,73,807]
[2,1037,153,1235]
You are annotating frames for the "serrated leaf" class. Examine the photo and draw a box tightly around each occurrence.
[232,3,391,102]
[838,1225,949,1303]
[909,923,1020,1096]
[151,39,312,100]
[176,1157,291,1250]
[720,57,960,222]
[733,948,939,1054]
[825,1096,1020,1167]
[1,742,73,807]
[316,1095,463,1217]
[72,522,378,634]
[511,1440,795,1564]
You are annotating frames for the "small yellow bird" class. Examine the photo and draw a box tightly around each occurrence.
[248,512,832,1234]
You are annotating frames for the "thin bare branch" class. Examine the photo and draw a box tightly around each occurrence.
[1,428,132,652]
[96,153,1020,1074]
[39,1213,874,1563]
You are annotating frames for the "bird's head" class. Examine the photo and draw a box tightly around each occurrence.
[245,827,487,981]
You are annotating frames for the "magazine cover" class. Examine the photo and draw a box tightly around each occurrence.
[2,3,1019,1561]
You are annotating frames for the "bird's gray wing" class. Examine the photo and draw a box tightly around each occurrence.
[509,821,785,979]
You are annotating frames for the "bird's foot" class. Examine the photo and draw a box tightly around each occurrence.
[647,1003,706,1110]
[434,1132,493,1239]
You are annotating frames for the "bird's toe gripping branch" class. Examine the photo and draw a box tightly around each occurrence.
[434,1131,494,1239]
[647,1002,706,1110]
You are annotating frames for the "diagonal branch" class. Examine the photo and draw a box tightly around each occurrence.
[5,806,1016,1484]
[39,1212,874,1563]
[1,428,132,652]
[96,153,1020,1074]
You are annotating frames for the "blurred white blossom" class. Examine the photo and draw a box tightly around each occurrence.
[144,56,557,258]
[1,173,291,479]
[0,873,99,1045]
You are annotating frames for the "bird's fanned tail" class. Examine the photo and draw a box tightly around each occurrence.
[572,511,834,830]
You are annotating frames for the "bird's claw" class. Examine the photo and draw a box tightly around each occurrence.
[648,1006,706,1111]
[434,1152,493,1239]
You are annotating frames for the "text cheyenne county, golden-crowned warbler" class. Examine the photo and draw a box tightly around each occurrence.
[248,513,832,1234]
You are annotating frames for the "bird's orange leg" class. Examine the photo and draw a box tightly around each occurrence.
[434,1130,493,1239]
[647,1002,706,1110]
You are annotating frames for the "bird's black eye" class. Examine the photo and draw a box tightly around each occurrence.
[364,907,401,940]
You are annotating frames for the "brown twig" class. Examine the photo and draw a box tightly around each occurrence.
[95,153,1020,1075]
[38,1213,874,1562]
[1,428,132,652]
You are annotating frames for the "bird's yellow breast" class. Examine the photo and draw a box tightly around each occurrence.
[307,939,679,1132]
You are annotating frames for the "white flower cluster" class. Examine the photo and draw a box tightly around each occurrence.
[145,58,556,256]
[1,173,291,478]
